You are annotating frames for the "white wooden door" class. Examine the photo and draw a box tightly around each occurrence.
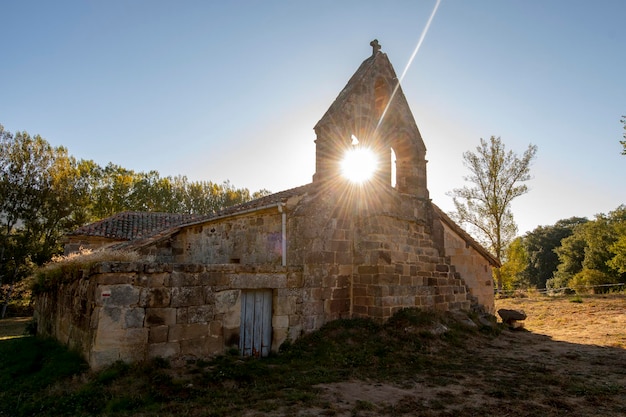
[239,289,272,357]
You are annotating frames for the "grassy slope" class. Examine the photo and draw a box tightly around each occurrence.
[0,294,625,416]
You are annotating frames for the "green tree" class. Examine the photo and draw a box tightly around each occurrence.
[521,217,587,289]
[550,227,587,289]
[0,126,90,316]
[499,237,528,290]
[550,206,626,292]
[608,229,626,274]
[448,136,538,291]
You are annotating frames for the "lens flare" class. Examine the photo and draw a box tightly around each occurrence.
[341,147,378,183]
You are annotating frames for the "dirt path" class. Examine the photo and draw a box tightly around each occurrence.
[264,294,626,417]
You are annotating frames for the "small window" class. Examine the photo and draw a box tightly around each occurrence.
[390,148,397,187]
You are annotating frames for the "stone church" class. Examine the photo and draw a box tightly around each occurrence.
[36,41,498,369]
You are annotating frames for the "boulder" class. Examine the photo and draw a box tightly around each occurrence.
[497,308,527,329]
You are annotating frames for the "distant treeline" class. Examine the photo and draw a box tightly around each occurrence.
[500,206,626,292]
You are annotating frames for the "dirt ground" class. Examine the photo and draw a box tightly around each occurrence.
[2,294,625,416]
[275,294,626,417]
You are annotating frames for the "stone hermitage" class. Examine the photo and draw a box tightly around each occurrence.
[35,41,498,369]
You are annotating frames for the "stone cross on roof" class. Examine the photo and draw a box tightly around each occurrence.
[370,39,381,55]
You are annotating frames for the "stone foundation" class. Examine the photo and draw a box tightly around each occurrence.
[35,262,306,369]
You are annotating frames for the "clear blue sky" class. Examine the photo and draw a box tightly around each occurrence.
[2,0,625,235]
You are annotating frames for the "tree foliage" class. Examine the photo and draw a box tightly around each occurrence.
[0,124,271,315]
[499,237,527,290]
[547,206,626,292]
[448,136,537,290]
[516,217,587,289]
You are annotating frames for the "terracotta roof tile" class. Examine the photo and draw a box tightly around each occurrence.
[69,211,212,241]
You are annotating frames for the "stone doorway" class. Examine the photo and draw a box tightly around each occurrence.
[239,289,273,357]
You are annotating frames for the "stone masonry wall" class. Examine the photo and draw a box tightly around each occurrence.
[143,209,283,265]
[35,262,305,370]
[288,185,473,324]
[441,223,495,313]
[351,210,471,322]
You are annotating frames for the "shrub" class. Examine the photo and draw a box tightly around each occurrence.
[569,268,618,294]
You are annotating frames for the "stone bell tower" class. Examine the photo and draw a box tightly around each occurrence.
[312,40,429,200]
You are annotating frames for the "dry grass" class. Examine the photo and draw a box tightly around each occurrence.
[41,248,146,270]
[32,248,149,293]
[497,293,626,348]
[308,294,626,417]
[0,317,31,341]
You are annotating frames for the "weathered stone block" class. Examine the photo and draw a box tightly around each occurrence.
[214,290,240,314]
[306,251,335,264]
[331,287,349,299]
[352,305,367,315]
[358,265,379,274]
[274,296,297,316]
[208,320,222,337]
[144,287,171,308]
[180,337,209,357]
[287,272,303,287]
[171,286,204,307]
[99,285,141,307]
[328,299,349,314]
[170,271,201,287]
[206,271,229,286]
[301,301,323,316]
[357,274,374,285]
[283,313,299,327]
[99,306,123,331]
[124,308,145,328]
[188,305,214,323]
[272,314,289,329]
[149,325,169,343]
[353,285,367,297]
[148,342,180,359]
[231,273,286,289]
[206,335,225,355]
[97,273,135,285]
[354,296,373,307]
[168,323,209,342]
[146,308,176,326]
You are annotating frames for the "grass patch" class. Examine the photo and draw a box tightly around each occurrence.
[1,299,625,416]
[570,294,584,303]
[0,317,32,340]
[0,308,483,416]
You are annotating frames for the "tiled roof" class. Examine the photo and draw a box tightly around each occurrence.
[118,184,315,249]
[69,211,212,241]
[213,184,313,217]
[72,184,314,246]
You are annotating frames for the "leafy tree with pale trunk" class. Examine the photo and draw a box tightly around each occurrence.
[448,136,537,292]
